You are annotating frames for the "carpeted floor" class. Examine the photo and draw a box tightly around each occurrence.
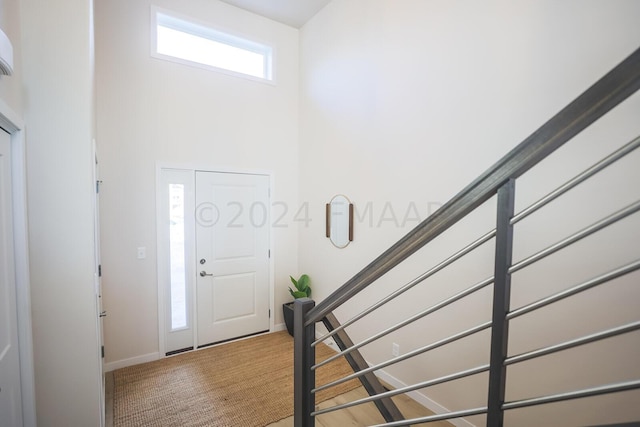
[112,331,361,427]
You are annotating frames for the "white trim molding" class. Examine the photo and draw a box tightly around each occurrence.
[104,352,161,373]
[374,369,476,427]
[155,162,276,357]
[315,325,475,427]
[0,98,37,427]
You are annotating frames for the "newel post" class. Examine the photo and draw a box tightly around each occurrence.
[294,298,315,427]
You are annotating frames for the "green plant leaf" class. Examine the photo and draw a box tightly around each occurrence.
[289,274,311,299]
[297,274,310,291]
[291,290,307,299]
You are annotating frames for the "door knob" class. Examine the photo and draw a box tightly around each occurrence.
[200,271,213,277]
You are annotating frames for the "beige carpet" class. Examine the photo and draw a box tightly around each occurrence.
[112,331,361,426]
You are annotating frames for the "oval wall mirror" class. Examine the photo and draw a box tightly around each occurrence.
[326,195,353,248]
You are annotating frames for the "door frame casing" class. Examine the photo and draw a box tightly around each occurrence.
[0,99,37,427]
[156,163,275,356]
[157,167,197,354]
[91,139,106,427]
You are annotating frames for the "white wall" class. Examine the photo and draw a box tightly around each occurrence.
[95,0,300,366]
[0,1,36,425]
[0,0,21,113]
[300,1,640,425]
[20,0,102,425]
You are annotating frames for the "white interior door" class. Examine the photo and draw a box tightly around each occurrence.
[195,171,270,346]
[0,128,23,427]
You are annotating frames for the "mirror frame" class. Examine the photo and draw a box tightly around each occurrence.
[325,195,353,248]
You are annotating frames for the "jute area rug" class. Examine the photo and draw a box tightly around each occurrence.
[113,331,361,426]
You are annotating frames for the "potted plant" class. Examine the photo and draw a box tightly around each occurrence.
[283,274,311,336]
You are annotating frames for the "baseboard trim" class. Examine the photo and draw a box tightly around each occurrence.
[106,329,475,426]
[104,352,161,372]
[107,327,290,373]
[374,369,476,427]
[314,327,475,427]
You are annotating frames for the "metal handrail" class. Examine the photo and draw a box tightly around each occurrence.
[313,320,640,418]
[502,379,640,411]
[367,379,640,427]
[312,364,490,417]
[313,321,493,393]
[295,46,640,427]
[313,275,494,369]
[312,229,496,347]
[370,407,489,427]
[509,200,640,274]
[306,207,640,425]
[511,135,640,225]
[508,259,640,320]
[306,46,640,326]
[505,321,640,366]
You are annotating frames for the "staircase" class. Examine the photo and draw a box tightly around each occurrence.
[293,46,640,426]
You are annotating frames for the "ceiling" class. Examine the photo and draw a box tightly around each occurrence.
[219,0,332,28]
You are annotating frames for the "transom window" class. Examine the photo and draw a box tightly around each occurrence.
[152,8,274,82]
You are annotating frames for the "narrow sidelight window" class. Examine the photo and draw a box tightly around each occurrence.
[169,183,187,330]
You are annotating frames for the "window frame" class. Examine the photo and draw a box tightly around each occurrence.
[150,6,275,84]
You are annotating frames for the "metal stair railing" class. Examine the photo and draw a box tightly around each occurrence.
[294,46,640,427]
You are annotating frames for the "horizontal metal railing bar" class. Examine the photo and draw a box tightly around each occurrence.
[306,47,640,324]
[312,364,490,417]
[312,321,492,394]
[511,135,640,225]
[505,320,640,366]
[508,259,640,320]
[502,379,640,411]
[312,230,496,345]
[509,200,640,274]
[331,382,640,426]
[369,406,489,427]
[313,276,495,370]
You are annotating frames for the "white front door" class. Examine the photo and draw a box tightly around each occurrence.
[0,128,23,427]
[195,171,270,346]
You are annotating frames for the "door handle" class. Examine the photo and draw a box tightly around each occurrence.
[200,271,213,277]
[99,311,107,318]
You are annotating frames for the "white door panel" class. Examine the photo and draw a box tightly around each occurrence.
[195,171,270,346]
[213,273,257,320]
[0,129,23,427]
